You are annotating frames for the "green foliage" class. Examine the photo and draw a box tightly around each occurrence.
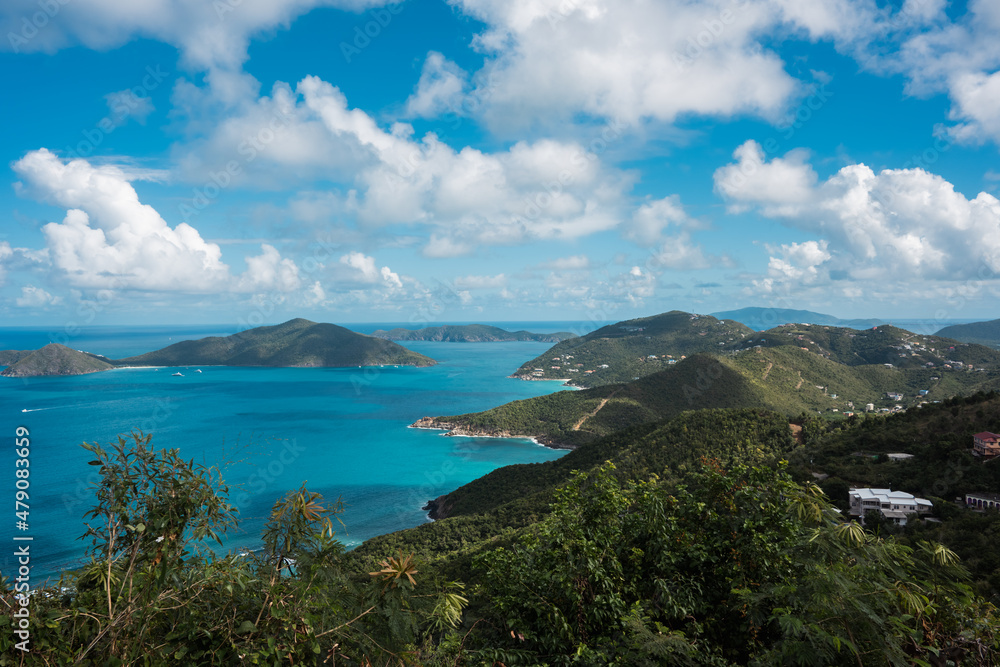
[469,462,1000,665]
[788,391,1000,602]
[0,431,462,665]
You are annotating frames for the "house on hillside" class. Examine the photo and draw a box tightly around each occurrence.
[973,432,1000,458]
[848,488,933,526]
[966,492,1000,510]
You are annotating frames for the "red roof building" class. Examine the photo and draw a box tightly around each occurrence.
[973,432,1000,458]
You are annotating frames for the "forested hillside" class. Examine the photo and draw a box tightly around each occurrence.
[938,318,1000,349]
[510,310,753,386]
[419,344,1000,447]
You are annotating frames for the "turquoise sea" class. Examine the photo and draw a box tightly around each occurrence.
[0,323,589,583]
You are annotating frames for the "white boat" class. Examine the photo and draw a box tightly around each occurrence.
[172,372,183,377]
[195,369,202,373]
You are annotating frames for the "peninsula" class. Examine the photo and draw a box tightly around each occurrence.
[1,343,116,377]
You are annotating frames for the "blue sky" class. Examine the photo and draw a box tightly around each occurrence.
[1,0,999,326]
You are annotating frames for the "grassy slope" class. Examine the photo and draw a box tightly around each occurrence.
[0,343,116,377]
[0,350,33,366]
[511,310,754,387]
[116,319,436,368]
[428,346,1000,447]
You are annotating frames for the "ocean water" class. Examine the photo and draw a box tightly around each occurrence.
[0,327,575,583]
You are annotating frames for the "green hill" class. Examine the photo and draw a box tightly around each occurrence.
[371,323,575,343]
[0,349,33,366]
[361,407,796,554]
[414,344,1000,448]
[743,323,1000,369]
[712,306,884,330]
[936,318,1000,349]
[0,343,116,377]
[116,318,436,368]
[511,310,754,387]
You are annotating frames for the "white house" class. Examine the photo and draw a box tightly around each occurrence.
[848,488,933,526]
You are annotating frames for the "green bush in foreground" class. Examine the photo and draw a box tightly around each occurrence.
[467,461,1000,666]
[0,432,464,665]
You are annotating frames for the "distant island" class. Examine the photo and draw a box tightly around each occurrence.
[0,343,116,377]
[935,318,1000,349]
[1,319,436,377]
[371,324,576,343]
[711,306,885,331]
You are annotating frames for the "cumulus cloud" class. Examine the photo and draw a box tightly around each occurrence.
[12,149,300,293]
[0,0,393,72]
[944,70,1000,146]
[338,251,402,288]
[404,52,469,118]
[766,240,831,282]
[297,76,631,254]
[649,232,718,271]
[453,274,507,289]
[627,195,697,246]
[866,0,1000,146]
[16,285,63,308]
[448,0,900,133]
[715,143,1000,284]
[713,141,817,216]
[540,255,591,271]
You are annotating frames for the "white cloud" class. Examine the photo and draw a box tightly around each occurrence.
[541,255,591,271]
[339,251,402,289]
[12,149,300,294]
[627,195,696,246]
[16,285,62,308]
[715,145,1000,284]
[713,141,817,216]
[766,240,831,282]
[944,70,1000,146]
[453,274,507,289]
[867,0,1000,146]
[0,242,11,285]
[449,0,895,133]
[405,52,469,118]
[298,76,632,253]
[648,232,714,271]
[235,244,301,292]
[0,0,393,71]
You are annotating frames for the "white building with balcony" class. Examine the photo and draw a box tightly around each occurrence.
[848,487,932,526]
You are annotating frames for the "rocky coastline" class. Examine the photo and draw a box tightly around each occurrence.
[410,416,574,520]
[409,416,574,450]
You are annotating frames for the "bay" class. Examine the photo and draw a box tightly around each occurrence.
[0,327,575,583]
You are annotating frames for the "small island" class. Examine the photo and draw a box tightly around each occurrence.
[372,324,575,343]
[2,319,436,377]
